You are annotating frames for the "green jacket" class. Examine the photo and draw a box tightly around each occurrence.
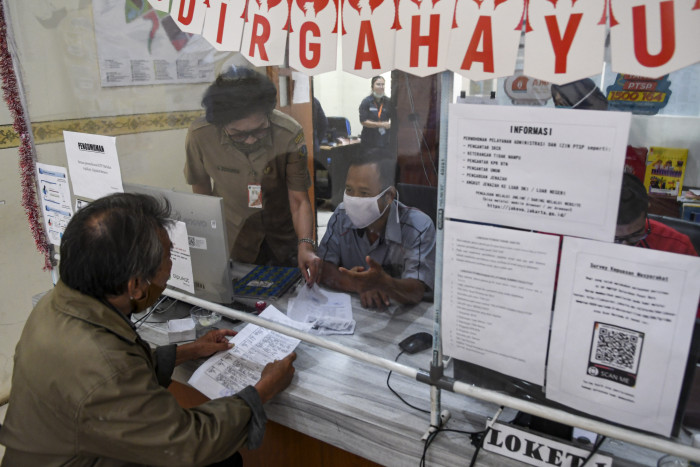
[0,281,266,466]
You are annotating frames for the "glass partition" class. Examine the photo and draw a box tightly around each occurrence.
[2,0,700,460]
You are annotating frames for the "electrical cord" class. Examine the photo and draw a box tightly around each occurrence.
[386,350,430,414]
[132,295,168,329]
[580,435,607,467]
[420,424,490,467]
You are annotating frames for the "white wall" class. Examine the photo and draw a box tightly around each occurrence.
[313,66,391,139]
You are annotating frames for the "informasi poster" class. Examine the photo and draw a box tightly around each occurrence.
[546,237,700,436]
[445,104,631,242]
[92,0,217,87]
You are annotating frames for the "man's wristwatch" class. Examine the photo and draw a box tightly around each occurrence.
[297,237,317,250]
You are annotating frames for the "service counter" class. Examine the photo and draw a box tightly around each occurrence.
[135,280,676,467]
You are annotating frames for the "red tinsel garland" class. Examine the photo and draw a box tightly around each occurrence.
[0,0,53,270]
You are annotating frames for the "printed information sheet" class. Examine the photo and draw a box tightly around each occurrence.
[36,163,74,246]
[445,104,630,241]
[64,131,124,200]
[92,0,217,87]
[166,221,194,294]
[547,237,700,436]
[188,306,308,399]
[442,221,559,385]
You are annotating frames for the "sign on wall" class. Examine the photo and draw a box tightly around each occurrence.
[93,0,217,87]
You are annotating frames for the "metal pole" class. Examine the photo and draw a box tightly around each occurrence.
[163,288,700,462]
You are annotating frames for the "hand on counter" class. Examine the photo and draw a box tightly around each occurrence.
[175,329,236,366]
[255,352,297,404]
[298,244,322,286]
[339,256,425,308]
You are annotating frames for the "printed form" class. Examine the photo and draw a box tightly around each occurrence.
[442,221,559,385]
[188,306,309,399]
[547,237,700,436]
[445,104,630,242]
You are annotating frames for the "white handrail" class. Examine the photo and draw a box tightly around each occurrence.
[163,288,700,462]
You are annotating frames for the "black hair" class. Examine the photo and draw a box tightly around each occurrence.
[551,78,609,110]
[371,76,385,88]
[202,67,278,126]
[618,173,648,225]
[59,193,172,299]
[350,148,396,189]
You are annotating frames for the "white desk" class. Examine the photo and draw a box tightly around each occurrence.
[139,287,669,466]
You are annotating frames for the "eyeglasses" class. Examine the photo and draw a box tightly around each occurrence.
[614,215,651,245]
[225,120,271,143]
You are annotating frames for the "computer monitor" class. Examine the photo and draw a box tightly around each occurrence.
[123,183,235,304]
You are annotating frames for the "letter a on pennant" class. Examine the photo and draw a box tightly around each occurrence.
[447,0,521,81]
[342,0,396,78]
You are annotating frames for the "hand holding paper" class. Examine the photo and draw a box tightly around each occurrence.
[255,352,297,404]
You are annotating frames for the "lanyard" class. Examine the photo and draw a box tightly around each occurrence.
[377,102,383,119]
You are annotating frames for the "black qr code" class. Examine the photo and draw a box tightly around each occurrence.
[590,323,644,373]
[188,236,195,247]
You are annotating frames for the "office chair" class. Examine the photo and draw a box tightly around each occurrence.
[396,183,437,226]
[648,214,700,254]
[326,117,351,140]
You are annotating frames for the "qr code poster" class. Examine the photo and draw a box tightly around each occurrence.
[587,322,645,387]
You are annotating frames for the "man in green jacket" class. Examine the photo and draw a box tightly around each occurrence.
[0,193,296,466]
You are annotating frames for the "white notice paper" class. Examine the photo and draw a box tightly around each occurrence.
[188,306,308,399]
[36,163,74,246]
[166,221,194,294]
[547,237,700,436]
[442,221,559,385]
[287,284,355,335]
[445,105,631,242]
[64,131,124,200]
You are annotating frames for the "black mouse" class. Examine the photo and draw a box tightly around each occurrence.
[399,332,433,354]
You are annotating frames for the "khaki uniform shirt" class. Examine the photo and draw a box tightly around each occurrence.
[0,281,265,467]
[184,109,311,264]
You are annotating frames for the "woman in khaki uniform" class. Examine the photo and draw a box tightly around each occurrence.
[185,67,321,285]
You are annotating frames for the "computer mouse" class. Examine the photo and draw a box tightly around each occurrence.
[399,332,433,354]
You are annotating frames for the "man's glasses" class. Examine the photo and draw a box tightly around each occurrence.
[614,215,651,245]
[225,121,271,143]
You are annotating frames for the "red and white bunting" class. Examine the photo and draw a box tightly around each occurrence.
[240,0,290,66]
[135,0,700,81]
[394,0,455,77]
[288,0,338,75]
[171,0,207,34]
[447,0,522,81]
[524,0,606,85]
[611,0,700,78]
[202,0,246,51]
[147,0,171,13]
[342,0,397,78]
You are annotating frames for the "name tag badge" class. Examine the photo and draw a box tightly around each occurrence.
[369,106,378,111]
[248,184,262,208]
